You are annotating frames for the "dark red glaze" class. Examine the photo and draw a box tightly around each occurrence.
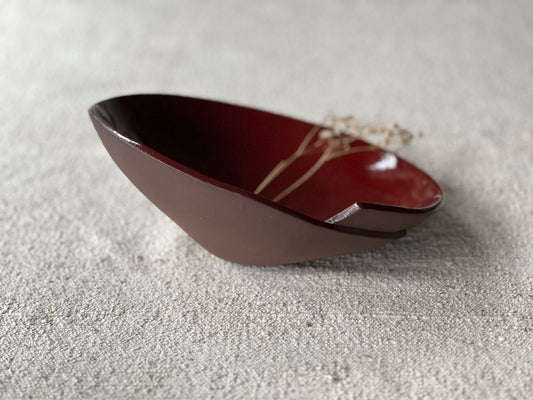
[89,94,441,264]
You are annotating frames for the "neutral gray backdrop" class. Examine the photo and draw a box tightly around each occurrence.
[1,0,532,398]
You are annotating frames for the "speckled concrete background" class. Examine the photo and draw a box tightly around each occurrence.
[1,0,532,398]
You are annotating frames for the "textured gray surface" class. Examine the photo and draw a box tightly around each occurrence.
[1,0,532,398]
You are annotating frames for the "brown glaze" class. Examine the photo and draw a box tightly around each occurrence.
[88,94,441,265]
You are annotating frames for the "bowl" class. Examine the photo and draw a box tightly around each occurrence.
[89,94,442,265]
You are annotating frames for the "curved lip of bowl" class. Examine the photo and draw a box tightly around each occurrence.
[89,94,442,238]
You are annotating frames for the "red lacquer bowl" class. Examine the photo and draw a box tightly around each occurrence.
[89,94,442,265]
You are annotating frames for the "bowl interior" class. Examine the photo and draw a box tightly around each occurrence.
[94,95,442,221]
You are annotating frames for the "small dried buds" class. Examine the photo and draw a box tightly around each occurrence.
[317,115,415,151]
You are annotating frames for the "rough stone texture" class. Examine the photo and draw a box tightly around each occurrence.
[1,0,532,398]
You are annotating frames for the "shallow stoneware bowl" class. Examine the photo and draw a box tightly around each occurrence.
[89,94,442,265]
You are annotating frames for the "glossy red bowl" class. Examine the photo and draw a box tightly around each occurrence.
[89,94,442,265]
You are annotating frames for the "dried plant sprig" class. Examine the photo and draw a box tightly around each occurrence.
[272,144,376,202]
[273,146,334,202]
[254,113,419,201]
[253,125,321,194]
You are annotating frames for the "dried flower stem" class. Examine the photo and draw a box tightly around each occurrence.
[330,144,377,160]
[272,144,375,202]
[273,146,333,202]
[253,125,320,194]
